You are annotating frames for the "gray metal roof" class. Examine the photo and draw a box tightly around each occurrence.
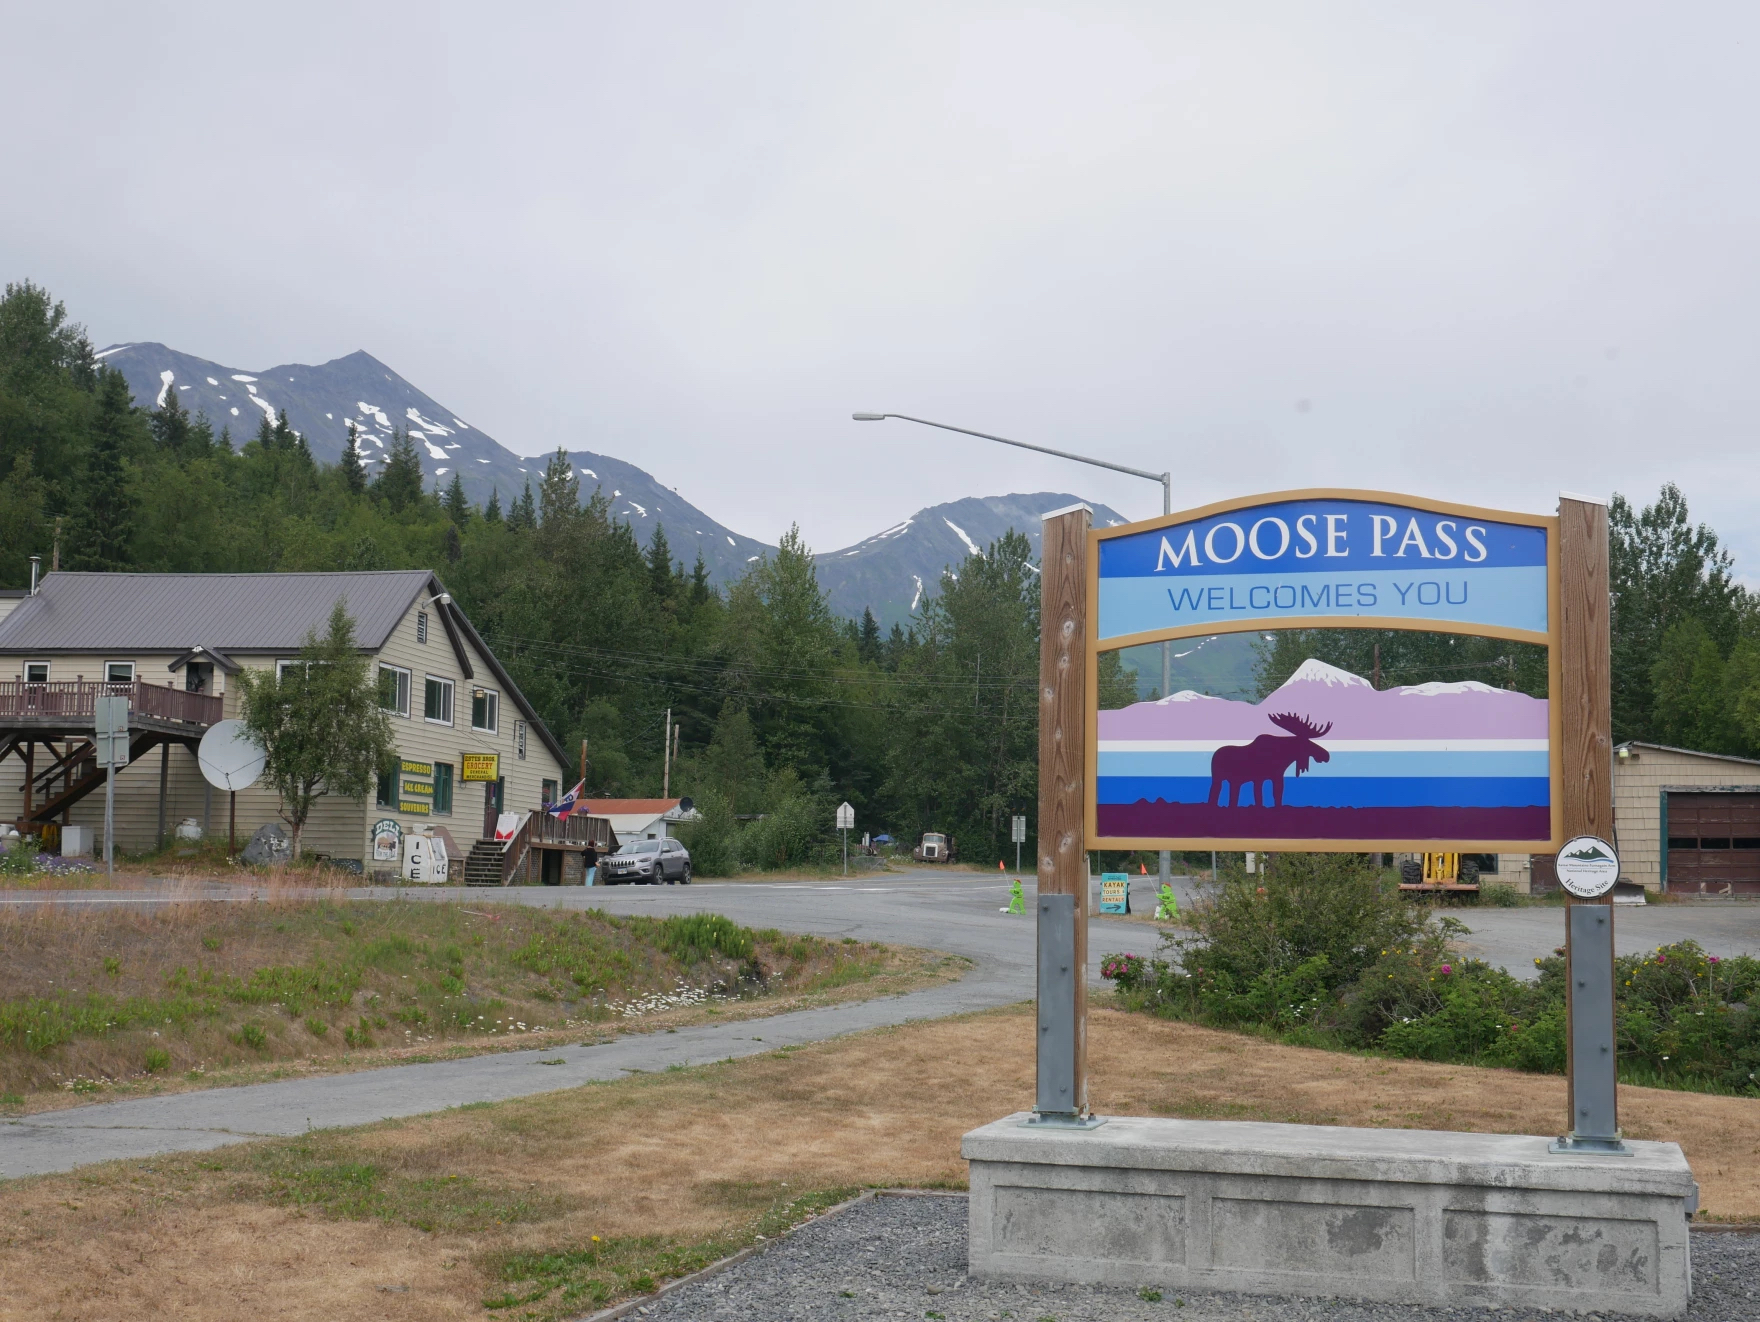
[0,571,433,654]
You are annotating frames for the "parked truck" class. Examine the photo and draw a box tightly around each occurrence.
[913,832,956,864]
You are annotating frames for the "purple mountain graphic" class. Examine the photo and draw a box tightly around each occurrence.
[1098,658,1547,741]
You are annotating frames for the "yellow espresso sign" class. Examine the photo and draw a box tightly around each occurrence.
[400,759,433,776]
[461,753,499,782]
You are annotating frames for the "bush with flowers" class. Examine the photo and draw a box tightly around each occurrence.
[1100,850,1760,1094]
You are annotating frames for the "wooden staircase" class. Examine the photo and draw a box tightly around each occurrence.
[464,838,508,886]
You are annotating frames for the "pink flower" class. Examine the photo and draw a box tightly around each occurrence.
[1439,964,1453,975]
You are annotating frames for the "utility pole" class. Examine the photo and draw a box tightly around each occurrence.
[662,708,673,798]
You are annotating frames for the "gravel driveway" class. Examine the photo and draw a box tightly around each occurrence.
[629,1194,1759,1322]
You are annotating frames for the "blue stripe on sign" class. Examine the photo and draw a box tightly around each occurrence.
[1096,776,1552,809]
[1096,566,1548,641]
[1097,750,1552,779]
[1097,499,1547,578]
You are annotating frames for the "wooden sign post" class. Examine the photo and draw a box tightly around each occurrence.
[1554,494,1623,1152]
[1032,503,1094,1124]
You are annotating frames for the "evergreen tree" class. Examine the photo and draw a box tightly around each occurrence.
[537,447,579,526]
[273,409,314,469]
[338,422,366,494]
[857,607,881,663]
[484,487,502,523]
[373,428,424,512]
[690,551,710,605]
[443,471,471,526]
[1609,485,1750,742]
[508,482,537,531]
[149,385,193,453]
[646,524,675,598]
[71,369,139,569]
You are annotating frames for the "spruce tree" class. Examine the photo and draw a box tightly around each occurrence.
[647,524,675,597]
[149,385,193,453]
[690,551,710,605]
[858,607,881,663]
[339,422,366,493]
[484,487,502,523]
[537,447,579,527]
[73,369,139,569]
[373,428,424,512]
[444,471,470,525]
[274,409,314,469]
[508,482,537,531]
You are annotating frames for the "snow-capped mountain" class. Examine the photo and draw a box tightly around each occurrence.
[99,342,1143,624]
[96,342,772,583]
[815,493,1128,629]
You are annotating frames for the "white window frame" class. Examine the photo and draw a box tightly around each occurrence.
[104,660,136,685]
[423,675,454,726]
[379,663,411,717]
[23,661,49,684]
[470,686,499,733]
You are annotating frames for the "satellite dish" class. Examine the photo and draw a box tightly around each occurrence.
[199,720,266,792]
[677,797,694,813]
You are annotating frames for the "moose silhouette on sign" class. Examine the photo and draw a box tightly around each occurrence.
[1208,712,1333,808]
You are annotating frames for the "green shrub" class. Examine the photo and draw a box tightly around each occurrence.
[672,788,740,876]
[0,843,38,877]
[1482,884,1521,907]
[656,913,754,964]
[306,1017,328,1037]
[236,1022,268,1050]
[143,1046,171,1073]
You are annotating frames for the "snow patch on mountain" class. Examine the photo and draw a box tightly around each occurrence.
[156,370,174,407]
[1276,659,1372,690]
[944,517,981,556]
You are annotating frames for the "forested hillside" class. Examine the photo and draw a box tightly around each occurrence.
[4,278,1753,867]
[1,282,1144,865]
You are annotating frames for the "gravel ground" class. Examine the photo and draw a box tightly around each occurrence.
[630,1195,1760,1322]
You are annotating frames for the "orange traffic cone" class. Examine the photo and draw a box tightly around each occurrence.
[998,859,1005,871]
[1140,863,1147,874]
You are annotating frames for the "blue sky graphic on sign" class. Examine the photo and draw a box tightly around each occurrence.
[1096,497,1549,644]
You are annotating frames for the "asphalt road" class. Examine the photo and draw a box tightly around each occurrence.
[2,871,1754,1180]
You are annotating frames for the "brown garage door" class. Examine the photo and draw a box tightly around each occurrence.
[1666,792,1760,895]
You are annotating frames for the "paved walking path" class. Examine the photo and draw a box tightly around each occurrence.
[0,874,1155,1179]
[3,871,1754,1180]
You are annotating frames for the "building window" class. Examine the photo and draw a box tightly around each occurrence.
[376,765,397,807]
[378,664,411,716]
[417,611,429,644]
[184,662,214,693]
[470,687,499,733]
[516,720,527,760]
[432,762,454,815]
[542,778,558,807]
[104,661,135,685]
[423,676,454,725]
[24,661,49,684]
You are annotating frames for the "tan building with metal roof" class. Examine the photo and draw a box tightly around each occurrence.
[0,571,573,877]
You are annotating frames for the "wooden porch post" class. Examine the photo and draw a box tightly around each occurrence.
[158,740,170,848]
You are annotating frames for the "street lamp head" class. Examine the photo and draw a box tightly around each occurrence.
[851,412,887,421]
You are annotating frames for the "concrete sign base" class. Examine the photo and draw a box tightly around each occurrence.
[963,1115,1696,1317]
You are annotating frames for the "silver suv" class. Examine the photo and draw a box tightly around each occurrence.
[601,836,692,885]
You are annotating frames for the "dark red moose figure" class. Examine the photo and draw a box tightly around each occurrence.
[1207,712,1333,808]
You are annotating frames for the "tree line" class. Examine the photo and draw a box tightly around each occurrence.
[5,278,1752,867]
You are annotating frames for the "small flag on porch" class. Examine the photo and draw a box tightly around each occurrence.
[548,780,585,820]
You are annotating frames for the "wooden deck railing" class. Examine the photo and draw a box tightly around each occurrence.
[0,680,223,727]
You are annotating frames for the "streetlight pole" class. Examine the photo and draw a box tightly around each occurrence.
[853,412,1176,890]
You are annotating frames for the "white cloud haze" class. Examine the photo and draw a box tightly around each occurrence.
[4,2,1758,562]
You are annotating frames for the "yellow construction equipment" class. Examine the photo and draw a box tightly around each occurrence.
[1398,852,1481,893]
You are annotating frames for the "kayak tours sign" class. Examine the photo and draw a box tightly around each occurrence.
[1087,490,1562,852]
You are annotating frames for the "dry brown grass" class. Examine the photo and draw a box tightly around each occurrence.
[2,1005,1755,1321]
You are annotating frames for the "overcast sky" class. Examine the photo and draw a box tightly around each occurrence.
[5,4,1758,566]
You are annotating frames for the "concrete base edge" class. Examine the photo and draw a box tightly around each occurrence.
[963,1114,1698,1317]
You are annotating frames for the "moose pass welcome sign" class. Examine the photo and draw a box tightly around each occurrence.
[1088,490,1561,851]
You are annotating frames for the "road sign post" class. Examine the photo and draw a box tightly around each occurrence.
[1011,814,1026,875]
[94,695,130,879]
[835,801,855,876]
